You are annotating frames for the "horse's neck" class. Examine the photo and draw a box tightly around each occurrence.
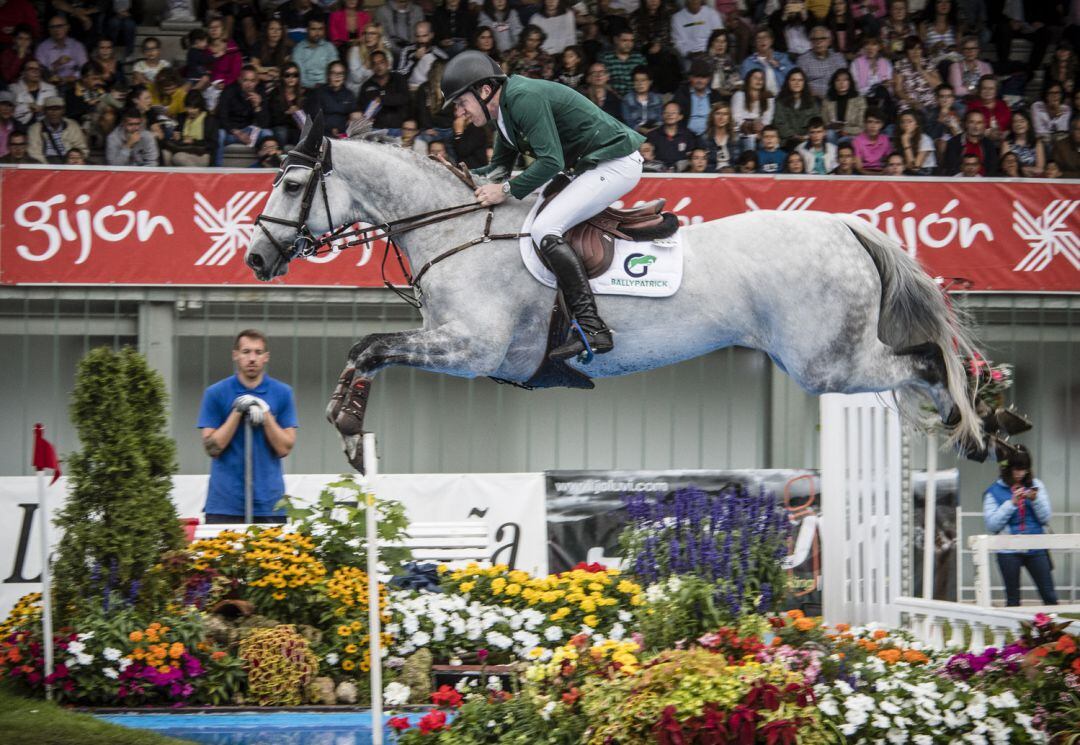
[339,141,479,258]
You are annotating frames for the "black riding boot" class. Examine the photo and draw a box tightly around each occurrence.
[540,234,614,361]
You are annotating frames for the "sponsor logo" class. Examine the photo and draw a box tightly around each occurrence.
[1012,200,1080,272]
[623,253,656,277]
[194,191,268,267]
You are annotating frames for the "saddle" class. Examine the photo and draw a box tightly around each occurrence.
[538,175,680,278]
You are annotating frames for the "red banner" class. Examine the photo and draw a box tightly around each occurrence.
[1,167,1077,291]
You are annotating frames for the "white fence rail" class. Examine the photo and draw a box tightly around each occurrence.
[957,510,1080,605]
[969,533,1080,607]
[891,596,1037,651]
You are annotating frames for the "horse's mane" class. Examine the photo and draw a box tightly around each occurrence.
[342,117,486,185]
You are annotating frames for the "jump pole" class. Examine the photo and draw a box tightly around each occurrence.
[362,432,384,745]
[922,433,938,599]
[36,467,55,700]
[244,419,254,524]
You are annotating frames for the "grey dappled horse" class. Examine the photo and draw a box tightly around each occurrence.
[246,117,982,472]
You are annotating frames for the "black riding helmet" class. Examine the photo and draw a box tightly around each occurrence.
[440,50,506,116]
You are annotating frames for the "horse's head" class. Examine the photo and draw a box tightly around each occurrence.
[246,111,350,280]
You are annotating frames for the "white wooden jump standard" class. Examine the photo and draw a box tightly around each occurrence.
[362,432,384,745]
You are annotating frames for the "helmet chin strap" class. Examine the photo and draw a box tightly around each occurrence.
[471,83,499,125]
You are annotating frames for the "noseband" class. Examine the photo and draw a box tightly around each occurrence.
[254,136,335,264]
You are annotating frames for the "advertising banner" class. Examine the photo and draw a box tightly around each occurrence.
[1,167,1077,291]
[0,472,547,618]
[544,469,822,612]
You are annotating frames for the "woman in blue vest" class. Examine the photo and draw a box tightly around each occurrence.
[982,445,1058,607]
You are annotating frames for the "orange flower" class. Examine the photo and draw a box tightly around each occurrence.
[129,630,144,643]
[785,609,805,620]
[211,651,227,661]
[872,630,888,640]
[1030,646,1050,659]
[834,623,850,633]
[771,637,783,647]
[169,642,185,660]
[794,618,816,632]
[863,641,879,653]
[877,649,902,664]
[158,665,171,674]
[1055,635,1077,655]
[1071,658,1080,674]
[6,648,21,663]
[902,649,929,664]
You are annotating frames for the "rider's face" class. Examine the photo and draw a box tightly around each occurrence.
[453,87,490,127]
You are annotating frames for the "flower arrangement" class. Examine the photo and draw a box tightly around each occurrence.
[620,486,791,629]
[239,624,319,706]
[321,565,393,677]
[0,593,42,639]
[439,562,642,640]
[967,354,1015,408]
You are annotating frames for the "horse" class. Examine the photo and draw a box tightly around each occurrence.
[245,114,984,473]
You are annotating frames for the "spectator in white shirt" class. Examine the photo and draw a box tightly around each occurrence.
[671,0,723,61]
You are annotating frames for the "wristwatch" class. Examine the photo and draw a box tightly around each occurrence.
[501,181,511,195]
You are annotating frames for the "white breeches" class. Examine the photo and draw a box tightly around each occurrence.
[529,152,644,246]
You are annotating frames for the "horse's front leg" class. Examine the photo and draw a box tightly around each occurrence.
[327,326,495,473]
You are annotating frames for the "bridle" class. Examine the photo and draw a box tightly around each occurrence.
[252,136,525,308]
[253,136,336,265]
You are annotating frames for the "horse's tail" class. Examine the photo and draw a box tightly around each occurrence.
[838,214,983,448]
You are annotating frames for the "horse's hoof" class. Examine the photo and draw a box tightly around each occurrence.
[342,433,365,474]
[995,407,1033,436]
[992,437,1022,464]
[957,434,990,463]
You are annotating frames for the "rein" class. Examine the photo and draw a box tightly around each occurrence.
[256,140,525,309]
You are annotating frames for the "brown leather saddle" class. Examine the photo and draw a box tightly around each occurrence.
[536,176,680,278]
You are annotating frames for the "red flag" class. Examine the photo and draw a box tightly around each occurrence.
[32,424,61,485]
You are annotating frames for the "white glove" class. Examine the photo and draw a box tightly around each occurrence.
[232,394,271,426]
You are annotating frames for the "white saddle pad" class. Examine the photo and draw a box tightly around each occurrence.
[519,198,683,298]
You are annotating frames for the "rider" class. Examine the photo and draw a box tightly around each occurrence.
[440,50,646,361]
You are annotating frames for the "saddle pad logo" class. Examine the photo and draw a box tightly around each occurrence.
[624,253,656,277]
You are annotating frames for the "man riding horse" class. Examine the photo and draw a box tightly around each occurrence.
[440,50,646,361]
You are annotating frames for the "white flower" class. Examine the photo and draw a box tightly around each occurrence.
[544,626,563,642]
[384,681,411,706]
[986,691,1019,709]
[880,700,901,715]
[818,698,839,717]
[540,701,557,721]
[102,647,121,661]
[402,615,420,635]
[103,667,119,679]
[487,720,497,728]
[325,652,340,665]
[455,678,470,692]
[618,610,633,623]
[118,658,132,671]
[76,652,93,666]
[871,714,892,730]
[914,735,934,744]
[410,631,431,648]
[886,730,908,744]
[77,632,94,641]
[609,622,626,641]
[486,676,502,692]
[67,641,86,655]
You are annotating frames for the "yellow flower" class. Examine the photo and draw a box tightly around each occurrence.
[272,591,286,600]
[342,659,356,671]
[338,625,351,637]
[459,581,476,594]
[550,607,570,621]
[345,644,359,654]
[491,578,507,594]
[505,583,522,596]
[617,580,638,594]
[583,614,599,628]
[580,598,596,613]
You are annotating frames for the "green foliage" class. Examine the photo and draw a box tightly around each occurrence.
[280,475,412,573]
[238,624,319,706]
[633,575,729,652]
[51,347,183,624]
[397,691,589,745]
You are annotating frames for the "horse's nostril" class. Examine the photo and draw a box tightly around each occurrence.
[247,252,264,270]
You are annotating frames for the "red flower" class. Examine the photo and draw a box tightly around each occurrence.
[430,684,463,708]
[387,716,411,731]
[768,617,786,629]
[760,719,800,745]
[418,709,448,734]
[744,681,781,711]
[728,705,757,745]
[1055,635,1077,655]
[571,561,607,573]
[561,687,580,706]
[1071,657,1080,674]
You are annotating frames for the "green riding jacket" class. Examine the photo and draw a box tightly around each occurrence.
[472,75,646,200]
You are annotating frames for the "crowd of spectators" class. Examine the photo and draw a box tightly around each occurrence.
[0,0,1077,178]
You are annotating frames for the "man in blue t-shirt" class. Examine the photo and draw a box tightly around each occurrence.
[198,329,298,523]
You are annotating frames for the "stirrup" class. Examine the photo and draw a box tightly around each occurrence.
[550,321,613,363]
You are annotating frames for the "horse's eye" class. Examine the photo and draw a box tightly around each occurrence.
[284,181,301,193]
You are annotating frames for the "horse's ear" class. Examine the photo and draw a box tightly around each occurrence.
[298,110,324,157]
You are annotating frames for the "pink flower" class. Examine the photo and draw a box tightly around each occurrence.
[991,370,1003,381]
[1034,613,1053,627]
